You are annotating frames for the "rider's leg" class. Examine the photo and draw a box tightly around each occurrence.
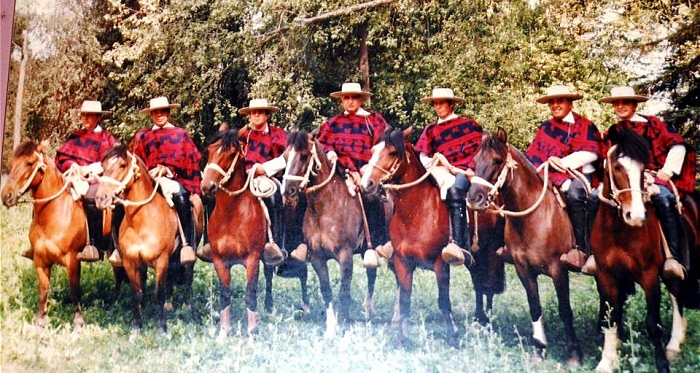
[362,194,386,268]
[262,188,286,266]
[78,183,103,262]
[173,189,196,264]
[652,186,686,280]
[561,179,588,271]
[581,188,599,275]
[196,194,215,262]
[442,174,474,266]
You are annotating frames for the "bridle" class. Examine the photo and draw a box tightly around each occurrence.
[365,144,432,191]
[283,141,337,193]
[14,151,73,204]
[598,144,650,209]
[98,151,163,207]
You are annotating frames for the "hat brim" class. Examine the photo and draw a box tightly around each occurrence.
[238,106,279,115]
[599,95,648,103]
[80,110,112,115]
[420,96,465,104]
[139,104,181,114]
[330,91,372,100]
[535,94,583,104]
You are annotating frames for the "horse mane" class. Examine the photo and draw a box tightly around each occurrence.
[102,143,128,162]
[607,125,650,165]
[288,130,310,152]
[479,130,509,156]
[13,140,39,158]
[207,129,241,152]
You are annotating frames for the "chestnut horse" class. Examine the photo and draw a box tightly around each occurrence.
[591,126,700,373]
[201,129,309,337]
[360,128,505,347]
[282,130,377,337]
[1,140,95,328]
[466,128,582,365]
[95,145,195,334]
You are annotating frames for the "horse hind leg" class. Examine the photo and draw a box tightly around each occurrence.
[363,267,377,320]
[244,257,261,336]
[514,268,546,362]
[263,264,274,313]
[552,271,582,367]
[666,295,686,360]
[213,259,232,338]
[154,257,170,335]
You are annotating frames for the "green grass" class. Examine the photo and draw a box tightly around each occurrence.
[1,203,699,372]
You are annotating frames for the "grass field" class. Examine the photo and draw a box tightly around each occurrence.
[1,202,699,373]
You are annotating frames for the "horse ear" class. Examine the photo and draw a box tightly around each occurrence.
[237,125,249,139]
[496,127,508,143]
[403,126,413,138]
[309,126,320,140]
[38,139,50,153]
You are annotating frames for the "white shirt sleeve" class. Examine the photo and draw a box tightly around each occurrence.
[661,145,686,176]
[561,151,598,172]
[262,155,287,177]
[419,152,433,169]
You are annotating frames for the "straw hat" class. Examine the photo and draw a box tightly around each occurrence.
[330,83,372,100]
[139,96,181,114]
[420,88,465,104]
[79,100,111,115]
[238,98,280,115]
[535,85,583,104]
[599,86,649,103]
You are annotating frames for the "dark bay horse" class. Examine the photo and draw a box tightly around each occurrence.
[95,145,194,334]
[282,130,377,337]
[360,128,505,347]
[1,140,92,328]
[466,128,582,365]
[591,126,700,373]
[201,129,309,337]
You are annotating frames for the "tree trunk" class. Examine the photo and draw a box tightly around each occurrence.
[13,30,28,150]
[359,21,370,102]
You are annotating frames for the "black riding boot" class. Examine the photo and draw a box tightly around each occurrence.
[653,194,686,280]
[173,191,196,264]
[263,190,286,266]
[108,204,125,267]
[443,186,473,266]
[77,198,103,262]
[561,184,588,270]
[196,195,215,262]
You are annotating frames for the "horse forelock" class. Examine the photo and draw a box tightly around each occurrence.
[219,129,241,152]
[288,130,310,153]
[612,127,650,166]
[13,140,39,158]
[387,129,406,159]
[102,144,128,163]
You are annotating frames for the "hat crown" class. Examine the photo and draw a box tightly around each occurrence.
[429,88,457,99]
[610,86,637,97]
[149,96,171,109]
[340,83,363,93]
[248,98,272,109]
[80,100,104,113]
[599,85,648,103]
[545,85,575,96]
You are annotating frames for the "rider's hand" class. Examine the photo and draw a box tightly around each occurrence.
[465,168,475,179]
[548,156,566,171]
[657,170,672,182]
[253,164,266,177]
[327,151,338,163]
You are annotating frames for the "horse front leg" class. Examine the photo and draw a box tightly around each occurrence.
[213,258,232,338]
[244,256,261,336]
[181,262,194,311]
[363,267,377,320]
[435,259,458,347]
[666,294,686,360]
[393,256,414,347]
[594,271,623,373]
[263,264,274,313]
[66,258,84,329]
[640,273,670,373]
[123,261,144,333]
[338,251,354,322]
[514,265,545,361]
[34,264,51,328]
[552,270,582,366]
[310,254,336,338]
[298,263,310,314]
[154,256,170,335]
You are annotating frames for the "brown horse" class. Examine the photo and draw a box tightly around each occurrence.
[466,128,582,365]
[282,130,377,337]
[360,128,505,346]
[591,126,700,373]
[201,129,309,337]
[95,145,194,334]
[1,140,92,328]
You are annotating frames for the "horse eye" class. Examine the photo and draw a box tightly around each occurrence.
[493,158,503,166]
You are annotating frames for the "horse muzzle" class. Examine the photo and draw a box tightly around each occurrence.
[466,189,490,211]
[1,190,19,207]
[95,194,114,210]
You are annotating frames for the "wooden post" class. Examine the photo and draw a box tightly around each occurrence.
[13,30,28,150]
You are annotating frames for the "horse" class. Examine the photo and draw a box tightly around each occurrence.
[591,126,700,373]
[95,145,195,334]
[466,128,582,365]
[1,140,95,328]
[282,130,377,337]
[359,128,505,346]
[201,129,309,337]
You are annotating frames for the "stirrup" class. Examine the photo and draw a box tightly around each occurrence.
[442,242,473,267]
[263,242,287,266]
[663,259,686,281]
[180,245,196,264]
[21,247,34,260]
[362,249,382,268]
[108,250,123,267]
[560,248,586,271]
[290,243,308,262]
[77,245,100,262]
[581,255,597,276]
[196,243,212,262]
[375,241,394,259]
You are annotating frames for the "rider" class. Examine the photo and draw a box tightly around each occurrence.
[37,100,118,262]
[415,88,482,266]
[310,82,387,268]
[196,99,288,265]
[599,86,696,281]
[525,85,602,275]
[116,96,201,266]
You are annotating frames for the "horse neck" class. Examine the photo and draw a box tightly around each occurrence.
[33,157,67,200]
[499,147,552,211]
[125,161,158,201]
[391,147,440,209]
